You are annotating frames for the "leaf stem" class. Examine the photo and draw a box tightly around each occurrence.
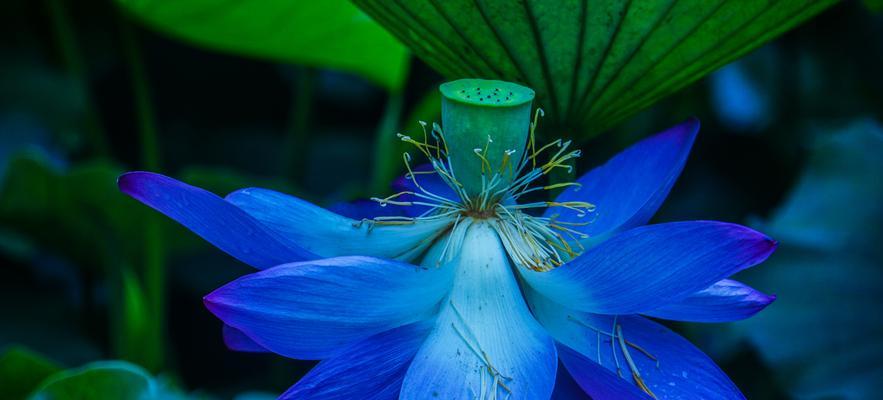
[282,67,316,182]
[120,13,165,373]
[370,90,405,194]
[44,0,109,157]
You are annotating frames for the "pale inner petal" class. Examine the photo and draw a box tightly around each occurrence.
[400,220,557,400]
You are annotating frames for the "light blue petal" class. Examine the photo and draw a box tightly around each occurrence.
[226,187,452,261]
[222,324,267,353]
[545,119,698,238]
[520,221,776,315]
[281,321,432,399]
[327,199,406,220]
[557,345,652,400]
[400,222,557,400]
[118,172,314,269]
[204,256,454,360]
[643,279,775,323]
[531,294,744,399]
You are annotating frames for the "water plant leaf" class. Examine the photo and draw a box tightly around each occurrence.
[0,346,62,400]
[0,154,156,271]
[352,0,837,137]
[28,361,174,400]
[115,0,409,90]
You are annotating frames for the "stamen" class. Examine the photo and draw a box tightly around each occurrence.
[498,149,517,175]
[436,214,463,266]
[617,325,657,399]
[611,316,622,378]
[566,315,661,397]
[474,147,493,176]
[543,181,582,191]
[376,107,597,272]
[528,108,543,170]
[450,301,513,397]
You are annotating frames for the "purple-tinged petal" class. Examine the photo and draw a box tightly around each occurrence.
[400,222,558,400]
[520,221,777,315]
[281,321,432,400]
[558,345,652,400]
[225,188,451,262]
[550,362,592,400]
[643,279,776,323]
[546,118,699,237]
[222,324,267,353]
[204,256,454,360]
[531,294,745,399]
[118,172,314,269]
[392,165,459,218]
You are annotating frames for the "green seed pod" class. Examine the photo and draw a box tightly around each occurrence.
[439,79,535,198]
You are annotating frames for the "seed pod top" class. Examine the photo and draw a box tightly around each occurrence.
[439,79,535,198]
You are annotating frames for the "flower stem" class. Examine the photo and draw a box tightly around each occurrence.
[370,90,405,194]
[282,67,316,182]
[45,0,109,158]
[120,13,165,373]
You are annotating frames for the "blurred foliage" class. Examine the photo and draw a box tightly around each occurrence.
[114,0,409,90]
[0,154,148,271]
[732,120,883,399]
[3,0,882,398]
[866,0,883,13]
[29,360,186,400]
[120,268,154,372]
[352,0,837,139]
[0,346,62,399]
[0,346,209,399]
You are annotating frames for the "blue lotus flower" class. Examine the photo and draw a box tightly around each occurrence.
[119,79,776,399]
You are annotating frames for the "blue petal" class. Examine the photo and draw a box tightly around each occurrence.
[118,172,314,269]
[546,119,699,238]
[550,363,591,400]
[557,345,652,400]
[204,256,454,360]
[531,294,745,399]
[222,324,267,353]
[281,321,432,399]
[400,222,558,400]
[520,221,777,315]
[643,279,776,323]
[226,187,451,261]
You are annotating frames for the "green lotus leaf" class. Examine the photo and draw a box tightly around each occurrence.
[115,0,409,90]
[352,0,837,137]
